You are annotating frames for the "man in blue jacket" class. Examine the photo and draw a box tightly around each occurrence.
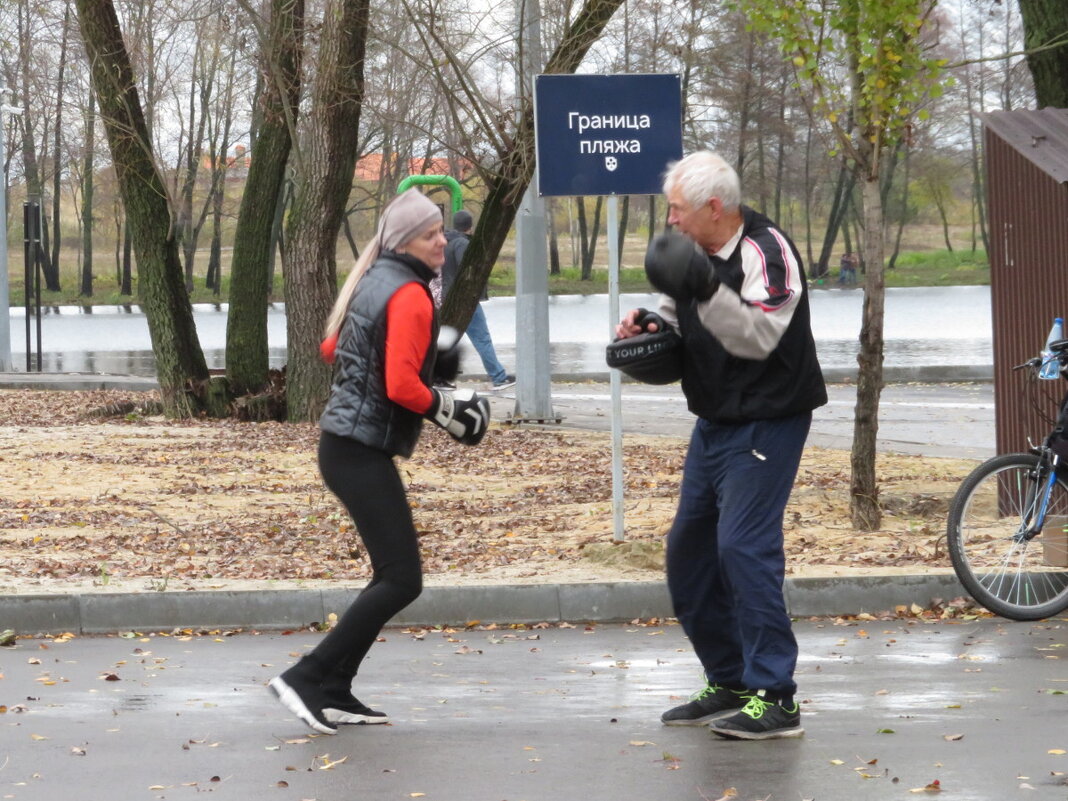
[441,210,514,391]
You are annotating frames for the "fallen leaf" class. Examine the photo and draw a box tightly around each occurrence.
[909,779,942,794]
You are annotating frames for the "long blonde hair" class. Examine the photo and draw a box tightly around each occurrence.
[324,234,381,339]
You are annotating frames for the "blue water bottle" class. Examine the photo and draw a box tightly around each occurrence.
[1040,317,1064,380]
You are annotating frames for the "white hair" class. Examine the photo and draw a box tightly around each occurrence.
[663,151,742,211]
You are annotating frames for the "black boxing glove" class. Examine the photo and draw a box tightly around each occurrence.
[644,231,718,303]
[433,325,462,385]
[426,387,491,445]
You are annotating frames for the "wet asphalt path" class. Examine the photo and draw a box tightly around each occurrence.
[1,617,1065,801]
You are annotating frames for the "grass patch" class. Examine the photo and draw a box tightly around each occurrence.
[884,249,989,287]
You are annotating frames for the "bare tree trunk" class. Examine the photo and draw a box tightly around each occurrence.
[269,178,289,293]
[113,197,122,287]
[579,196,603,280]
[735,32,755,183]
[1018,0,1068,107]
[802,116,814,269]
[773,65,788,224]
[850,174,886,530]
[341,211,359,262]
[80,87,95,297]
[577,197,590,275]
[548,197,560,275]
[282,0,369,422]
[121,220,132,295]
[52,3,71,274]
[19,0,59,291]
[934,193,953,252]
[178,45,210,292]
[887,141,910,270]
[226,0,303,396]
[967,107,989,257]
[203,28,237,296]
[207,139,228,296]
[817,160,854,277]
[75,0,215,417]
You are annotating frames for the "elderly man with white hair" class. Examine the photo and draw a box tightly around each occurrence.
[616,151,827,740]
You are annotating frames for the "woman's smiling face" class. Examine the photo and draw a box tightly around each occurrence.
[398,220,447,270]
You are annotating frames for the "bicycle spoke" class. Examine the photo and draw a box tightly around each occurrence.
[948,453,1068,620]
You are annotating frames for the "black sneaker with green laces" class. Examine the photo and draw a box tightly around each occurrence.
[709,690,804,740]
[660,683,753,726]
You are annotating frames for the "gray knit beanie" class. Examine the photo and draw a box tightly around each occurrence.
[378,188,443,251]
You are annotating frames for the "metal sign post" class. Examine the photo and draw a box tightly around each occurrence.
[533,73,682,542]
[606,195,625,541]
[514,176,556,422]
[511,0,556,423]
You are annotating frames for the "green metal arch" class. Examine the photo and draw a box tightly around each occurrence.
[396,174,463,212]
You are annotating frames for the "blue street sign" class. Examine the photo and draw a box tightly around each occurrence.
[534,73,683,197]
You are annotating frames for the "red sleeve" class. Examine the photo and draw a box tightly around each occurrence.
[384,282,435,414]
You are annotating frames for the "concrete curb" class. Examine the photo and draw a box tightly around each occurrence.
[0,575,969,635]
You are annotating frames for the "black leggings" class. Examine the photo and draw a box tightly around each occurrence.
[308,431,423,681]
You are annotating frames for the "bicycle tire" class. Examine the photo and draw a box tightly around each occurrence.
[947,452,1068,620]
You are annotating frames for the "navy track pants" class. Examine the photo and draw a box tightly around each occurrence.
[665,412,811,697]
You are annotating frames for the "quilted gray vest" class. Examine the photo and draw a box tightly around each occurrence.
[319,254,437,457]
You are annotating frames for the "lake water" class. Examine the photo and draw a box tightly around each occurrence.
[9,285,993,377]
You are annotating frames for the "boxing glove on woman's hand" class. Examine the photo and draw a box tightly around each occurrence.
[426,388,491,445]
[644,232,718,303]
[433,326,462,384]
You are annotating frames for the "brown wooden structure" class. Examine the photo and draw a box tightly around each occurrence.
[982,108,1068,455]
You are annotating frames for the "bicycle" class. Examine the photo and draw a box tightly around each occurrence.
[946,339,1068,620]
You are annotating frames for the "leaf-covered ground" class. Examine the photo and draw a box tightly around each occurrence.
[0,389,980,594]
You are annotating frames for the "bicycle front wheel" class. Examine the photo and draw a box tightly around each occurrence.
[947,452,1068,620]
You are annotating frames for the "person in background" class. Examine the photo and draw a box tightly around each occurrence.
[837,251,857,285]
[268,188,491,735]
[616,151,826,740]
[440,210,515,391]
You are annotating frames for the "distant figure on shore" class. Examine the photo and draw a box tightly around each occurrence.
[439,211,515,391]
[838,252,858,285]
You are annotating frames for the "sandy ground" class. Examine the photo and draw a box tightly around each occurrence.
[0,389,979,596]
